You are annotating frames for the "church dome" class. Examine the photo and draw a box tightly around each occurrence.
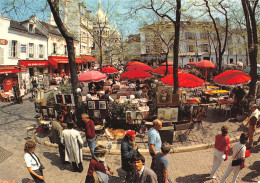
[93,1,109,26]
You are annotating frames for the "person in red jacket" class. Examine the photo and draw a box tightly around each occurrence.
[82,113,96,157]
[210,125,230,179]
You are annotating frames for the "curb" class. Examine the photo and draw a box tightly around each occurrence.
[42,129,260,155]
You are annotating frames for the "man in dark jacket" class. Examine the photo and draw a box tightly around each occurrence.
[82,113,96,157]
[121,131,137,181]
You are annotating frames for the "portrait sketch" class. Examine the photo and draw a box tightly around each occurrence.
[47,107,55,118]
[157,108,178,122]
[126,111,136,124]
[157,86,173,106]
[55,94,64,104]
[99,101,106,109]
[88,101,96,109]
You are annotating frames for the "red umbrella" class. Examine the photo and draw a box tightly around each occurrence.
[101,66,118,74]
[162,62,174,66]
[120,70,152,81]
[187,62,197,66]
[78,70,107,82]
[214,70,251,86]
[126,61,146,66]
[196,60,215,82]
[153,66,182,75]
[127,64,154,72]
[161,73,204,88]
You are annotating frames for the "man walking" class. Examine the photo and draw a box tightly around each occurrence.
[61,122,84,172]
[148,119,162,170]
[82,113,96,157]
[247,104,259,148]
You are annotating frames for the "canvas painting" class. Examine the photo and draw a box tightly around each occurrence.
[93,110,101,118]
[55,94,64,104]
[157,107,178,122]
[99,101,107,109]
[192,105,208,118]
[47,107,55,118]
[157,86,173,106]
[64,94,74,104]
[88,101,96,109]
[126,111,136,124]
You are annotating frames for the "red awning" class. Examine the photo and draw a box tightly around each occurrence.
[19,60,49,67]
[49,56,69,64]
[75,58,83,64]
[0,69,20,74]
[80,55,98,62]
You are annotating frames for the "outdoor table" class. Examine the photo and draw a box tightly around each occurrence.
[183,98,201,104]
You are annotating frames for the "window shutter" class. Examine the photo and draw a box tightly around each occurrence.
[43,45,46,59]
[17,41,20,58]
[34,43,36,58]
[26,43,29,58]
[0,48,4,64]
[36,44,39,59]
[9,40,12,57]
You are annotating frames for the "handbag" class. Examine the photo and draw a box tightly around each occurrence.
[95,171,109,183]
[30,153,45,170]
[231,145,244,167]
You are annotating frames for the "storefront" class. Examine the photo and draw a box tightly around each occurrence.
[48,56,84,76]
[18,60,49,90]
[0,66,20,92]
[80,55,98,70]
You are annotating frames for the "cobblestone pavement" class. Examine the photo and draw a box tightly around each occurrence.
[0,94,259,182]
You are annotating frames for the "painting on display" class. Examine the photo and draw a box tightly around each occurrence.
[47,106,55,118]
[99,101,107,110]
[192,105,208,118]
[41,106,48,117]
[93,110,101,118]
[34,102,41,113]
[157,86,173,106]
[55,94,64,104]
[64,94,74,104]
[126,111,136,124]
[157,107,178,122]
[88,101,96,109]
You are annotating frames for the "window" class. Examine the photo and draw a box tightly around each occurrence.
[186,32,194,40]
[29,24,34,33]
[11,40,18,57]
[188,45,195,52]
[230,58,234,64]
[53,43,57,54]
[202,44,209,52]
[64,45,67,55]
[29,43,34,58]
[39,45,44,58]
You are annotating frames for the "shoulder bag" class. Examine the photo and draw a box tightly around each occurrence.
[231,145,244,166]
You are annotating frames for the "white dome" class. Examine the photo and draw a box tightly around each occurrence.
[93,1,109,26]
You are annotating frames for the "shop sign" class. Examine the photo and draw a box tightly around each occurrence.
[5,79,12,86]
[0,39,8,45]
[21,44,26,53]
[20,65,27,72]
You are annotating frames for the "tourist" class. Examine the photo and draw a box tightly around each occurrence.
[247,104,259,148]
[121,131,138,180]
[129,81,136,89]
[61,122,84,172]
[82,113,96,157]
[24,139,46,183]
[210,125,230,179]
[154,142,172,183]
[51,116,66,164]
[220,133,248,183]
[85,145,113,183]
[130,151,158,183]
[101,90,114,103]
[148,119,162,170]
[135,87,142,98]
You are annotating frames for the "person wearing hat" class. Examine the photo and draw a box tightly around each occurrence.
[85,145,113,183]
[61,122,84,172]
[121,131,138,180]
[247,104,259,148]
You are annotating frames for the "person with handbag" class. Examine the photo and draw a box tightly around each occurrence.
[210,125,230,179]
[85,145,113,183]
[24,139,46,183]
[221,133,248,183]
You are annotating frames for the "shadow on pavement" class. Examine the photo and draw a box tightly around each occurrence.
[22,178,34,183]
[43,152,71,171]
[175,173,211,183]
[241,161,260,182]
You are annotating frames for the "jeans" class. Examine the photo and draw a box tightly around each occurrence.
[30,169,46,183]
[87,136,96,157]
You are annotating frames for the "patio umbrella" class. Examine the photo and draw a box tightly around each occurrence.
[127,64,154,72]
[101,66,118,74]
[153,66,182,75]
[78,70,107,82]
[196,60,216,82]
[126,61,146,66]
[187,62,197,66]
[162,62,174,66]
[214,70,251,86]
[161,73,204,88]
[243,67,260,75]
[120,70,152,81]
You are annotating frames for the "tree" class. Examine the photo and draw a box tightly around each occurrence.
[241,0,259,100]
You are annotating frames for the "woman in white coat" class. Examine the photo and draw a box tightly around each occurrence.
[61,122,84,172]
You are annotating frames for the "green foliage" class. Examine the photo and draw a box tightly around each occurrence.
[110,102,137,120]
[46,91,55,106]
[60,84,72,94]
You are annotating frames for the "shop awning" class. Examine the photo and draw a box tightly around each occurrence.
[19,60,49,67]
[75,58,83,64]
[49,56,69,64]
[0,69,20,74]
[80,55,98,62]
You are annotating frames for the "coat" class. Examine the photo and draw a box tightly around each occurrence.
[132,166,158,183]
[61,129,83,165]
[121,140,136,172]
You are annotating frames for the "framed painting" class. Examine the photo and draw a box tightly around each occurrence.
[157,86,173,106]
[64,94,74,104]
[55,94,64,104]
[126,111,136,124]
[47,106,55,118]
[157,107,178,122]
[41,106,48,116]
[35,102,42,113]
[192,105,208,118]
[99,101,107,110]
[88,101,96,110]
[93,110,101,118]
